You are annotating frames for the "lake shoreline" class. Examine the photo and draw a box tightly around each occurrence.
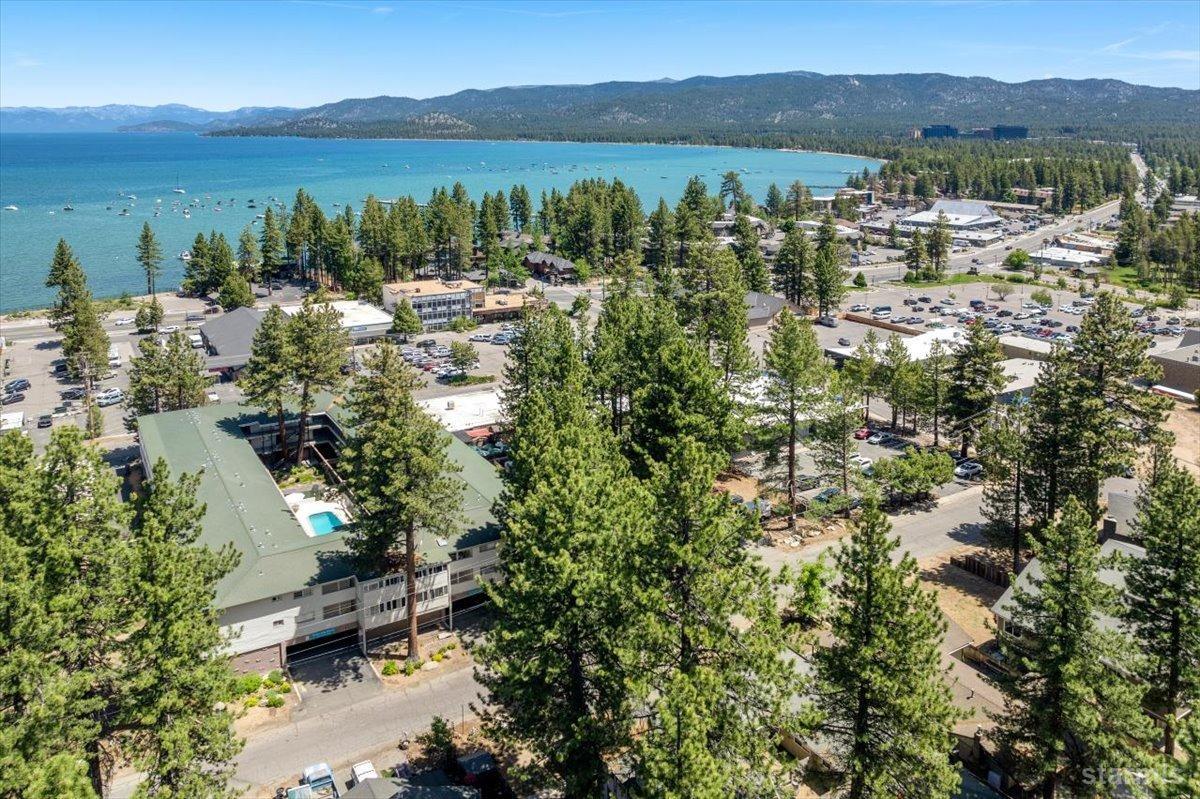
[1,134,881,312]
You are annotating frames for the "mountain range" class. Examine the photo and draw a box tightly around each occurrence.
[0,103,295,133]
[4,71,1196,140]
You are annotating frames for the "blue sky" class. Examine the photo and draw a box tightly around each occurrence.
[2,0,1197,109]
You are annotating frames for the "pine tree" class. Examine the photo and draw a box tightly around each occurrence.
[636,438,792,798]
[240,306,294,462]
[880,334,912,430]
[136,222,163,296]
[286,296,349,466]
[979,403,1030,573]
[1123,452,1200,757]
[1068,293,1169,521]
[992,498,1152,797]
[259,206,284,294]
[786,180,811,219]
[217,271,254,311]
[773,226,814,309]
[647,197,674,276]
[815,499,962,799]
[236,225,261,287]
[134,296,164,333]
[813,215,848,317]
[919,339,952,446]
[341,343,463,661]
[731,213,769,292]
[947,321,1006,458]
[476,358,649,796]
[762,312,825,527]
[811,373,863,517]
[389,298,423,340]
[628,332,740,475]
[695,248,755,390]
[764,182,784,218]
[719,170,745,210]
[926,211,952,278]
[841,329,881,425]
[124,460,241,798]
[1025,346,1087,531]
[905,228,927,275]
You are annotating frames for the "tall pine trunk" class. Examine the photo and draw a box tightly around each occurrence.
[406,519,420,662]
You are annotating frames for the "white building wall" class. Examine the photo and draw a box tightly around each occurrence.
[220,579,357,655]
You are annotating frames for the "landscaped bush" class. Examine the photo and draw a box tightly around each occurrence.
[236,673,263,696]
[265,692,285,708]
[244,695,260,708]
[403,660,421,676]
[431,652,444,663]
[381,660,400,676]
[276,681,291,693]
[266,669,284,684]
[449,315,478,332]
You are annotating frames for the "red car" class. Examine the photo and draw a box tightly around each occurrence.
[854,427,872,440]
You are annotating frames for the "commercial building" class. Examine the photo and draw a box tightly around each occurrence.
[200,300,393,375]
[138,398,503,672]
[523,251,577,282]
[991,125,1029,140]
[1028,246,1106,270]
[1056,233,1116,256]
[1150,340,1200,396]
[744,291,793,328]
[922,125,959,139]
[903,200,1003,231]
[382,279,485,330]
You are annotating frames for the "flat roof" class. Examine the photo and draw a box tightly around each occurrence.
[418,389,503,432]
[139,397,502,608]
[1030,246,1105,265]
[281,300,392,330]
[1000,357,1041,394]
[384,279,483,299]
[1152,343,1200,366]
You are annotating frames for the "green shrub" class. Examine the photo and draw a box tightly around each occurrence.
[381,660,400,676]
[403,660,420,676]
[449,315,478,332]
[244,695,260,708]
[276,681,291,693]
[236,673,263,696]
[431,652,444,663]
[853,271,867,288]
[265,692,285,708]
[266,669,284,684]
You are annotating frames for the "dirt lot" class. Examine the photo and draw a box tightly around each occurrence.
[1165,401,1200,477]
[918,546,1006,645]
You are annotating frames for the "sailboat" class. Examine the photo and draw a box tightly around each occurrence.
[172,174,186,194]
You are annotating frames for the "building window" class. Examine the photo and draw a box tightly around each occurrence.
[273,619,286,627]
[478,541,498,553]
[322,578,354,595]
[375,598,402,615]
[296,612,315,624]
[416,586,448,603]
[479,564,499,576]
[322,599,357,620]
[293,588,312,599]
[449,548,472,562]
[451,568,475,585]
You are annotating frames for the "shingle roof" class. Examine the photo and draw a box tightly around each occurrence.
[992,537,1145,634]
[199,307,264,357]
[138,396,502,609]
[744,291,790,323]
[523,251,575,271]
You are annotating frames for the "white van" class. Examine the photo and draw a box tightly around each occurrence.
[188,333,203,349]
[107,344,122,368]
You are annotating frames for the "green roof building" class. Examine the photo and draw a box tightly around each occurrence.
[138,397,502,672]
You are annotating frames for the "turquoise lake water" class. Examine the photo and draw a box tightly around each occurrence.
[0,133,880,312]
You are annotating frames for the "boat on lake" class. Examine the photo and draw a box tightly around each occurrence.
[178,251,192,261]
[3,205,17,211]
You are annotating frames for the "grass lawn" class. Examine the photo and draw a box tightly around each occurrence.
[1099,266,1200,299]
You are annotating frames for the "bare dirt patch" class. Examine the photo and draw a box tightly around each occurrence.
[1165,400,1199,477]
[918,546,1006,645]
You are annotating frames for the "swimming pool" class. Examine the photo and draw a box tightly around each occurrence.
[308,510,346,536]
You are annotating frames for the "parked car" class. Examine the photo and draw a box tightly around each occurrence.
[2,392,25,405]
[867,432,889,445]
[917,296,933,303]
[114,317,134,326]
[996,309,1013,317]
[160,325,179,334]
[817,315,839,328]
[37,414,52,429]
[299,762,340,798]
[903,298,918,306]
[416,339,436,348]
[796,474,820,491]
[940,298,956,305]
[468,333,491,342]
[849,303,869,312]
[854,427,872,440]
[97,390,124,407]
[5,378,31,393]
[185,313,205,322]
[955,461,984,479]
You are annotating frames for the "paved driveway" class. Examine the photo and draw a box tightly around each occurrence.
[289,651,382,718]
